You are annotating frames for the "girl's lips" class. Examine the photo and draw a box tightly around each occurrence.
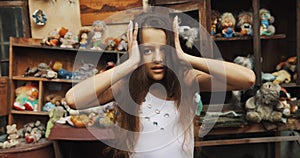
[151,65,164,73]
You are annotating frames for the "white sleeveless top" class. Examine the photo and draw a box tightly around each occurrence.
[130,93,194,158]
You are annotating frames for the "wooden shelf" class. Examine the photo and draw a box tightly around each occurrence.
[12,76,80,83]
[11,110,49,116]
[213,34,286,41]
[47,124,115,141]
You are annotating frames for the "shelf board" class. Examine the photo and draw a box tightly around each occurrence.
[213,34,286,41]
[11,110,49,115]
[12,44,126,54]
[12,76,80,83]
[280,82,300,88]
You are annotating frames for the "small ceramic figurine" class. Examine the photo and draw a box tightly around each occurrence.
[220,12,236,37]
[89,20,106,50]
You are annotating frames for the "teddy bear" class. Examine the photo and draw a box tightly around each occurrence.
[259,8,275,36]
[0,124,19,149]
[245,82,283,123]
[272,56,297,85]
[13,82,39,111]
[42,27,69,47]
[236,11,253,36]
[60,31,77,48]
[220,12,236,37]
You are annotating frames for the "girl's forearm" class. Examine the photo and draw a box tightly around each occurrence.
[65,59,137,109]
[183,53,255,89]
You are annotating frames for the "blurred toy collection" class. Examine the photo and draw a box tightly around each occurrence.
[211,8,275,38]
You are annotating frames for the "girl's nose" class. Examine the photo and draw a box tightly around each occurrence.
[152,50,163,64]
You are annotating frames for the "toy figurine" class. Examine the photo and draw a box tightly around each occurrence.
[88,20,107,50]
[210,10,221,37]
[259,8,275,36]
[60,31,77,48]
[78,29,90,49]
[236,11,253,36]
[13,83,39,111]
[220,12,236,37]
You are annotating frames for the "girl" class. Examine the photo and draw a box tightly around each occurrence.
[65,9,255,158]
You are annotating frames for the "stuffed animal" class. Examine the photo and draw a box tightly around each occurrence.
[42,27,69,47]
[104,37,118,51]
[73,61,99,80]
[259,8,275,36]
[245,82,283,123]
[88,20,107,50]
[24,62,57,79]
[0,124,19,149]
[13,83,39,111]
[42,94,64,112]
[60,31,77,48]
[116,33,128,51]
[179,25,199,49]
[236,11,253,36]
[275,56,297,82]
[272,70,291,85]
[220,12,236,37]
[57,68,77,79]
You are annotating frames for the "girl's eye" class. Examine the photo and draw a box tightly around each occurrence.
[144,48,152,55]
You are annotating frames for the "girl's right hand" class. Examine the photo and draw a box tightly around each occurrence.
[127,21,141,68]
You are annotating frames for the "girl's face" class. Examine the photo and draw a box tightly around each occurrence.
[141,28,167,81]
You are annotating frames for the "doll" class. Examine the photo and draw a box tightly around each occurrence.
[259,8,275,36]
[220,12,236,37]
[210,10,221,37]
[236,11,253,36]
[13,83,39,111]
[78,29,90,49]
[88,20,107,50]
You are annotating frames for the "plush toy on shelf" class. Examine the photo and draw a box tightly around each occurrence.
[245,82,284,123]
[13,82,39,111]
[42,94,64,112]
[0,124,19,149]
[60,31,77,48]
[236,11,253,36]
[88,20,107,50]
[220,12,236,37]
[272,56,297,85]
[259,8,275,36]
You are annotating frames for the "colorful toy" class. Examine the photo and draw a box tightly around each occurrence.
[60,31,77,48]
[0,124,19,149]
[78,29,90,49]
[236,11,253,36]
[88,20,106,50]
[13,83,39,111]
[210,10,221,37]
[220,12,236,37]
[259,8,275,36]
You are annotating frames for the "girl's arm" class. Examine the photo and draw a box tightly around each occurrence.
[173,16,255,92]
[65,21,140,109]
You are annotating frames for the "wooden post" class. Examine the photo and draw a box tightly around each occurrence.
[252,0,262,86]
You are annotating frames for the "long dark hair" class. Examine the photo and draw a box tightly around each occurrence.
[105,9,198,158]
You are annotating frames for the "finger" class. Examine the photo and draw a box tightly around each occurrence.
[132,22,138,42]
[127,20,133,49]
[173,16,181,48]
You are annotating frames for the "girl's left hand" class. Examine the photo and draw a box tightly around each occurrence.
[173,16,187,62]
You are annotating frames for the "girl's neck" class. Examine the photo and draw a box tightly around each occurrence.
[148,83,174,101]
